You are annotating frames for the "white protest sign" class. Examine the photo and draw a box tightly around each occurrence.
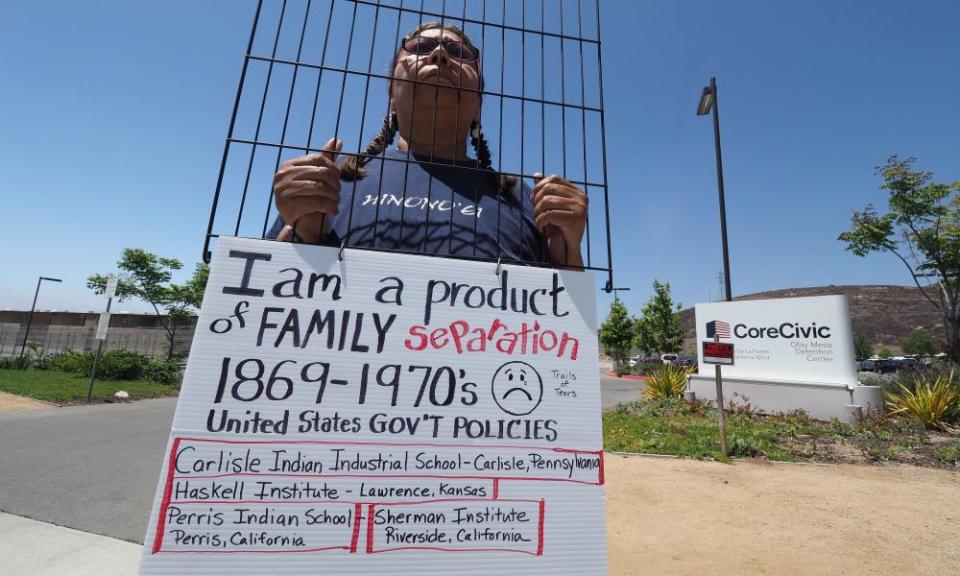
[694,295,857,385]
[138,236,606,576]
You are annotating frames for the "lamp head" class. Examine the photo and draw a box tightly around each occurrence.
[696,85,715,115]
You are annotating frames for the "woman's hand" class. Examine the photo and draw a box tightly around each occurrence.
[532,172,587,267]
[273,138,342,242]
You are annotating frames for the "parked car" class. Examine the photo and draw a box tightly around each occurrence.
[897,357,922,372]
[661,353,679,365]
[857,359,878,372]
[675,355,698,369]
[860,357,926,374]
[874,359,901,374]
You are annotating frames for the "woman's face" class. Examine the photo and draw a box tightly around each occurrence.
[390,27,481,152]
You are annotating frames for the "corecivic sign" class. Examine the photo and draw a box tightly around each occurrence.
[695,295,857,386]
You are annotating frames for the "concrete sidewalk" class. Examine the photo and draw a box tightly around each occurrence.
[0,512,141,576]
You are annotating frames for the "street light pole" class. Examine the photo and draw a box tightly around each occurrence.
[609,287,631,303]
[19,276,62,358]
[698,77,733,302]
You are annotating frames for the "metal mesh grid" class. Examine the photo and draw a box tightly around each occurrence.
[204,0,613,289]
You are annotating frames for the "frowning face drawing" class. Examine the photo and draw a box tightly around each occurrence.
[490,361,543,416]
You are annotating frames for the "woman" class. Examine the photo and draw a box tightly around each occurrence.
[270,22,587,268]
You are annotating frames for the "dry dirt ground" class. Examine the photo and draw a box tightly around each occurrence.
[606,455,960,576]
[0,391,53,411]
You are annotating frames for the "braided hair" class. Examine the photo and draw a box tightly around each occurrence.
[338,22,516,198]
[339,110,399,181]
[470,120,518,199]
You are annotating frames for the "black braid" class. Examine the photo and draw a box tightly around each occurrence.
[340,111,399,181]
[470,122,517,201]
[470,120,491,169]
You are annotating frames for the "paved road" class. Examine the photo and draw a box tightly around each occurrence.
[0,371,642,543]
[0,398,176,543]
[599,372,644,410]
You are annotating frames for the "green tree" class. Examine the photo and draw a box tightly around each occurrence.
[877,346,893,359]
[88,249,209,359]
[853,332,874,360]
[839,156,960,360]
[900,330,937,357]
[599,300,635,368]
[635,280,684,357]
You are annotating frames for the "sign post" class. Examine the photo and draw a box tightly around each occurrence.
[702,337,734,456]
[87,275,117,402]
[137,238,606,576]
[714,362,728,457]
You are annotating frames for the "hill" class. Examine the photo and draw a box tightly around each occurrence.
[677,285,945,354]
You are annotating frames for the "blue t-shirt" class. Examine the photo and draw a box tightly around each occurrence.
[267,148,547,264]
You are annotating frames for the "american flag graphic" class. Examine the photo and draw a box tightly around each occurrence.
[707,320,731,338]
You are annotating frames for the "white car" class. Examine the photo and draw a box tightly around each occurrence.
[661,354,679,365]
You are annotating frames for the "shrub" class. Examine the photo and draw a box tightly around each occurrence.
[728,428,771,458]
[0,355,34,370]
[886,364,960,397]
[95,350,149,381]
[643,364,691,401]
[912,362,960,384]
[1,341,48,370]
[935,441,960,469]
[858,371,896,389]
[46,350,89,373]
[614,362,631,377]
[24,340,43,356]
[48,349,149,381]
[632,362,664,376]
[854,407,890,433]
[727,393,761,418]
[885,370,960,430]
[24,341,56,370]
[4,348,184,384]
[613,400,645,415]
[144,358,183,386]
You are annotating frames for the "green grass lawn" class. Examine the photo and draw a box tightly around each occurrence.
[603,398,960,469]
[0,368,177,404]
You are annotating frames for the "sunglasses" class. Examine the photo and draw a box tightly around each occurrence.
[402,36,480,62]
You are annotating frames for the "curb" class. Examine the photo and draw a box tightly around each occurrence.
[603,370,646,381]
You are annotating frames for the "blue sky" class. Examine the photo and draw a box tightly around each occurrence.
[1,0,958,317]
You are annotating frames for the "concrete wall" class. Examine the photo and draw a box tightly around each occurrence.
[0,311,197,358]
[687,374,883,423]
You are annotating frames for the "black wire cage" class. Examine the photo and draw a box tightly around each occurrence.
[204,0,614,290]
